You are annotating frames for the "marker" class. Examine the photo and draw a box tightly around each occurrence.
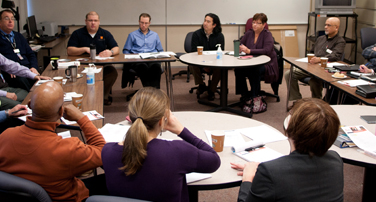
[245,144,265,151]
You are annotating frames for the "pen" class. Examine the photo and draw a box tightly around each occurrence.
[245,144,265,151]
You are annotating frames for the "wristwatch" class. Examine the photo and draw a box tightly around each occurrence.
[110,49,114,56]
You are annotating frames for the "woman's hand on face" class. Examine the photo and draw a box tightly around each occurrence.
[164,111,184,135]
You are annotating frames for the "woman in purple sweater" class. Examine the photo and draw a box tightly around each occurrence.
[235,13,279,100]
[101,87,221,202]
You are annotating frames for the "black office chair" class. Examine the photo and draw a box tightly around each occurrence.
[172,32,194,82]
[259,43,283,102]
[86,195,151,202]
[0,171,52,202]
[360,27,376,50]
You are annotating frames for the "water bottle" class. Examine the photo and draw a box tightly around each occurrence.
[216,44,223,60]
[86,67,95,85]
[90,44,96,60]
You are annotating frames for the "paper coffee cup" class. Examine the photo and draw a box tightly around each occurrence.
[197,46,203,55]
[320,57,328,68]
[71,94,83,110]
[211,130,225,152]
[307,54,314,63]
[53,76,63,87]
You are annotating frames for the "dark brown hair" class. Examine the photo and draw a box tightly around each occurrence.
[0,9,14,20]
[139,13,151,21]
[286,98,340,157]
[253,13,268,24]
[120,87,170,175]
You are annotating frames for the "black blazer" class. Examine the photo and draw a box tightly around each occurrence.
[238,150,344,202]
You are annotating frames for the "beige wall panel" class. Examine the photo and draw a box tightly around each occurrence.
[222,25,241,51]
[356,8,376,25]
[357,0,376,9]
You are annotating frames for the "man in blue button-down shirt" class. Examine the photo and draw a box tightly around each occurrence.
[122,13,164,89]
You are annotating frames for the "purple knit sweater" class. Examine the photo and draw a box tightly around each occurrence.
[102,127,221,202]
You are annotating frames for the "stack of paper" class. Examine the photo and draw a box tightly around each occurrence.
[139,52,171,59]
[95,56,114,60]
[341,125,376,155]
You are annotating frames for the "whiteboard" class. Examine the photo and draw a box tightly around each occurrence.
[27,0,166,25]
[27,0,310,25]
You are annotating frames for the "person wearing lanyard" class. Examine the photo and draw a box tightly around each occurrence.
[0,9,39,91]
[284,17,345,101]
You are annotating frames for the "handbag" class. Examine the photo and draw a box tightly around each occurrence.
[241,96,267,114]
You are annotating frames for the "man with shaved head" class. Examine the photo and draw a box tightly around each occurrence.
[285,17,345,100]
[0,82,107,201]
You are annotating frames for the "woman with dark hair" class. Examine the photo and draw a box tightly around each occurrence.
[235,13,279,103]
[231,98,344,202]
[191,13,225,100]
[101,87,220,202]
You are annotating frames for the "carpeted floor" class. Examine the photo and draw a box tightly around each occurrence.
[102,67,364,202]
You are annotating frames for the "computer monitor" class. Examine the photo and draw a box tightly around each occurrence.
[27,15,38,39]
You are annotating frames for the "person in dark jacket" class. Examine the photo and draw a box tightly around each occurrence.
[191,13,225,101]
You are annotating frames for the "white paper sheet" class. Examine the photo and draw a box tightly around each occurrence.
[205,130,245,147]
[58,131,71,139]
[95,56,114,60]
[342,126,376,153]
[239,125,287,143]
[61,110,104,125]
[124,55,141,59]
[327,62,344,68]
[81,68,102,73]
[337,80,372,87]
[186,172,211,184]
[99,123,130,143]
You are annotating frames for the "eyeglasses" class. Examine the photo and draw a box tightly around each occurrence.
[2,17,15,21]
[252,22,262,25]
[87,19,99,23]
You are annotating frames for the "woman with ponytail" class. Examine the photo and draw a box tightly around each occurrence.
[101,87,220,202]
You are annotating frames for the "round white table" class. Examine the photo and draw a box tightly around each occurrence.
[119,111,289,202]
[330,105,376,202]
[179,52,270,118]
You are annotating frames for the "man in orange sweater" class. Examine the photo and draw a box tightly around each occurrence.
[0,81,106,201]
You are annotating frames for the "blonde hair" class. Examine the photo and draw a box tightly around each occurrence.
[121,87,170,175]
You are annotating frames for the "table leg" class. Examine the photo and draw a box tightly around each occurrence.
[197,68,253,118]
[362,167,376,202]
[188,187,199,202]
[286,63,294,111]
[164,61,174,111]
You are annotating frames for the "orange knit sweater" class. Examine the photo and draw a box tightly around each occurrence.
[0,116,105,201]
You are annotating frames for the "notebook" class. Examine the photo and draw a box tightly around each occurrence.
[333,64,360,71]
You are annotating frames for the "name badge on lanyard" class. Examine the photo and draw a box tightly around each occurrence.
[14,49,23,60]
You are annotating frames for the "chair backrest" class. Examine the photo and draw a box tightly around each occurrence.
[184,32,194,53]
[360,27,376,50]
[86,195,151,202]
[0,171,52,202]
[245,18,269,32]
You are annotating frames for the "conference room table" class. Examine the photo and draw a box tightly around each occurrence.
[330,105,376,202]
[179,52,270,118]
[283,57,376,110]
[118,111,290,202]
[60,54,177,110]
[22,64,104,129]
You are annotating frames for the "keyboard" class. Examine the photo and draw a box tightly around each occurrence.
[38,36,56,43]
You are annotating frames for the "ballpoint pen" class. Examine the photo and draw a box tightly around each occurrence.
[245,144,265,151]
